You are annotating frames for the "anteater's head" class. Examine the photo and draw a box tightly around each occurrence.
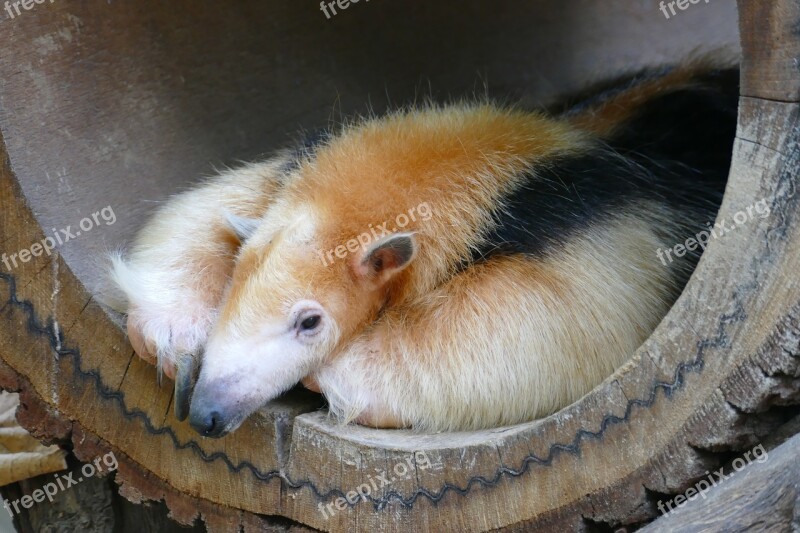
[188,211,419,437]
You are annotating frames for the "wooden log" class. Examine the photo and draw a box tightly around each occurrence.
[640,427,800,532]
[0,1,798,531]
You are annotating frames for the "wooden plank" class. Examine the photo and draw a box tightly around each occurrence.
[739,0,800,102]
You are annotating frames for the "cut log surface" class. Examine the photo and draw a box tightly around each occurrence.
[0,1,798,532]
[640,421,800,532]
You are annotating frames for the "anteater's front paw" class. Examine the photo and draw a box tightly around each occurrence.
[125,305,213,380]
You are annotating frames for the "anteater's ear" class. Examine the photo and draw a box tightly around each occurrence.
[225,212,260,243]
[354,233,417,286]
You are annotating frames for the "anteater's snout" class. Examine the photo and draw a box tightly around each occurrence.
[188,405,227,438]
[185,337,309,437]
[188,386,234,438]
[187,372,247,438]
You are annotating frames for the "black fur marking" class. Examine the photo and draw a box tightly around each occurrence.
[475,68,739,264]
[477,152,651,258]
[610,68,740,180]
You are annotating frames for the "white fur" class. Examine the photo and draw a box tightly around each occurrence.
[315,213,681,431]
[107,159,289,372]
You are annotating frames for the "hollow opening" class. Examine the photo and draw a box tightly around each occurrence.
[0,1,741,439]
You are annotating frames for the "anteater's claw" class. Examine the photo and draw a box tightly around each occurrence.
[174,352,201,421]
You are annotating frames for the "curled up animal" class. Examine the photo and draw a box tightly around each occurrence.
[109,62,739,437]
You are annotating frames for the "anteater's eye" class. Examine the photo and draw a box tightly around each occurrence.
[299,315,321,331]
[290,301,326,339]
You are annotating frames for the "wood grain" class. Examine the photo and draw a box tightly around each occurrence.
[640,431,800,532]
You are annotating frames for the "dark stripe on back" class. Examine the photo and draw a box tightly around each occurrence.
[473,67,738,263]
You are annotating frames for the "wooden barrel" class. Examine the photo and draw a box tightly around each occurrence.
[1,1,798,531]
